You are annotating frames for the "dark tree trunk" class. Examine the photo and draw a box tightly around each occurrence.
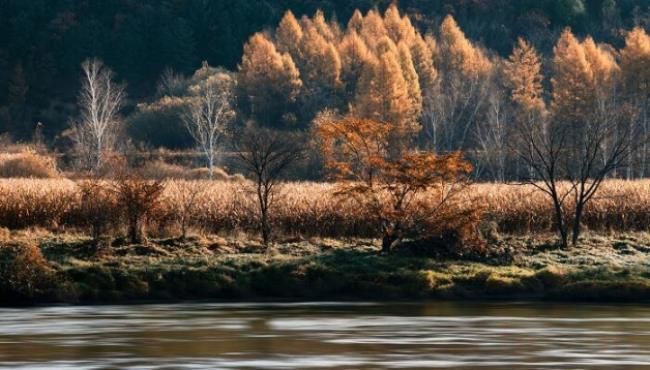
[572,201,585,246]
[129,217,145,244]
[551,197,568,248]
[382,234,398,254]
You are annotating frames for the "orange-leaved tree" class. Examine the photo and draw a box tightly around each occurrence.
[315,117,475,253]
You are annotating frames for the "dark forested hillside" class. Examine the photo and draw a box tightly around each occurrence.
[0,0,648,141]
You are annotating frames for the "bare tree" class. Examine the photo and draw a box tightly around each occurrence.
[421,68,493,154]
[475,86,510,182]
[175,181,204,240]
[514,102,640,247]
[232,125,305,246]
[72,58,126,173]
[182,70,235,179]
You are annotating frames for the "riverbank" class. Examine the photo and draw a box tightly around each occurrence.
[3,231,650,305]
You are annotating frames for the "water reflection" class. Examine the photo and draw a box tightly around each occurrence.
[1,302,650,369]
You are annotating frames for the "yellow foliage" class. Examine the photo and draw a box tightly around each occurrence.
[620,27,650,96]
[504,38,545,113]
[238,32,302,120]
[438,15,492,78]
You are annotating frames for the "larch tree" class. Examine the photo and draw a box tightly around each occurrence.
[311,9,337,42]
[353,47,418,144]
[383,5,416,45]
[275,11,303,59]
[513,30,639,247]
[238,33,302,127]
[72,58,126,173]
[347,9,364,34]
[338,31,375,102]
[551,29,595,127]
[182,64,236,179]
[360,9,388,51]
[503,38,546,179]
[409,35,438,98]
[297,22,342,120]
[620,27,650,178]
[504,38,545,114]
[397,41,423,121]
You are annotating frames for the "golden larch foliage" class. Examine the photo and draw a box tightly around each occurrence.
[620,27,650,97]
[582,36,619,93]
[504,38,545,113]
[347,9,364,34]
[300,25,342,87]
[275,11,303,57]
[551,28,594,123]
[238,33,303,118]
[312,9,336,42]
[360,9,388,51]
[438,15,492,78]
[353,48,419,137]
[398,41,423,119]
[409,35,438,95]
[383,5,416,44]
[338,31,375,99]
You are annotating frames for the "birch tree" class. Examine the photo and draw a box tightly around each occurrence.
[182,68,235,179]
[72,58,126,172]
[426,16,493,153]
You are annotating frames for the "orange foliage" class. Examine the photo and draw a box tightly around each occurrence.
[316,117,475,252]
[504,38,545,113]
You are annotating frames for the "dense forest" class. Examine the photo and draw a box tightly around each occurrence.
[0,0,649,142]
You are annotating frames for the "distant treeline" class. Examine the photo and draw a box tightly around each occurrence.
[0,0,649,141]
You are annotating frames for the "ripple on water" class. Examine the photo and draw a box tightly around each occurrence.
[1,302,650,369]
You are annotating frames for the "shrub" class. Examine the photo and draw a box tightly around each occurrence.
[113,175,165,243]
[0,151,58,178]
[0,245,55,301]
[78,180,119,242]
[138,160,190,180]
[138,160,235,181]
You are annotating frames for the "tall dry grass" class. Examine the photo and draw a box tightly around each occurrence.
[0,179,646,237]
[0,151,59,179]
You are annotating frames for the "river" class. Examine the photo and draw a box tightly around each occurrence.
[1,301,650,369]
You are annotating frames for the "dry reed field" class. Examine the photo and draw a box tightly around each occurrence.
[0,179,647,238]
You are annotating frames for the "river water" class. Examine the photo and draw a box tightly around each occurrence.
[1,301,650,369]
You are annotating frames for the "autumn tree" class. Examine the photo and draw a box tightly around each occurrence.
[71,58,126,173]
[275,11,303,59]
[512,31,641,247]
[353,48,417,140]
[503,38,546,179]
[296,21,342,121]
[504,38,545,114]
[240,6,439,138]
[238,33,302,127]
[338,31,374,101]
[316,117,474,253]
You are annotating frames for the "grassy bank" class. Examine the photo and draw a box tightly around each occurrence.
[3,231,650,305]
